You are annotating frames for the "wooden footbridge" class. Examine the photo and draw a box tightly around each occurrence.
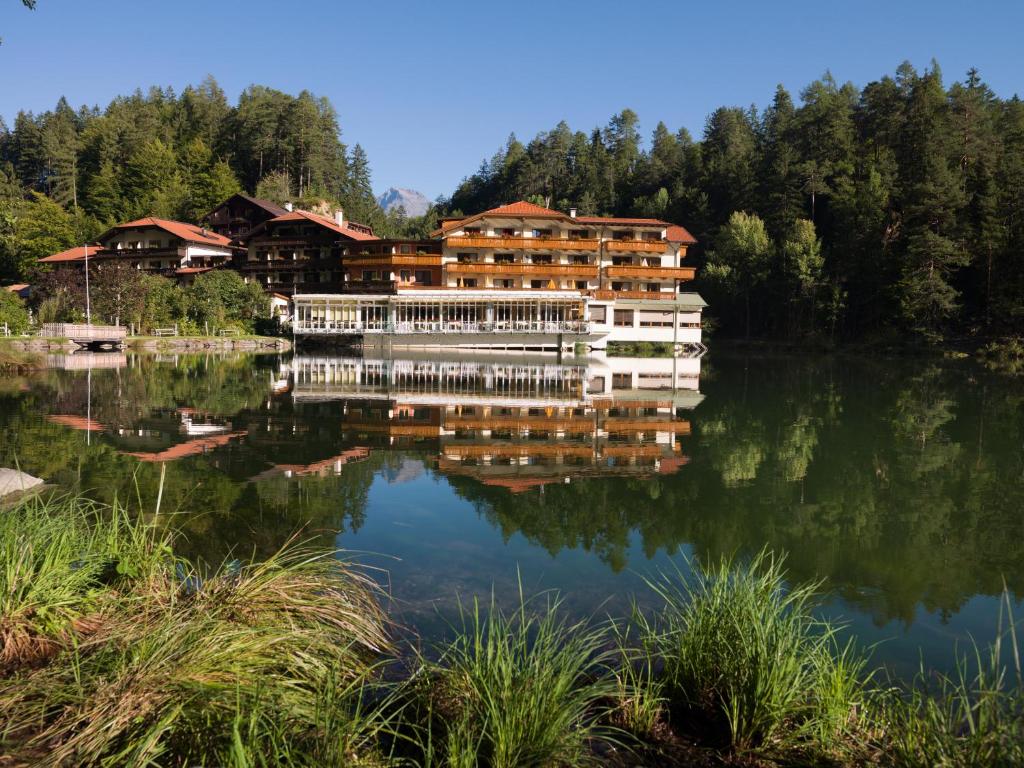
[41,323,127,351]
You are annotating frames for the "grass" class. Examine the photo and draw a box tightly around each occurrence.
[0,346,43,372]
[396,586,621,768]
[1,494,1022,766]
[627,550,869,762]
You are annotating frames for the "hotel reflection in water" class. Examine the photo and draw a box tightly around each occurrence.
[281,353,703,491]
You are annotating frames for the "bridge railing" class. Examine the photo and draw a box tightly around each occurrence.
[41,323,128,340]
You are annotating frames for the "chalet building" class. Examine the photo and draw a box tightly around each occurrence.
[292,200,706,355]
[241,208,378,295]
[203,194,289,244]
[37,219,235,284]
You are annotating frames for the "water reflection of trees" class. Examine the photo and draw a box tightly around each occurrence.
[3,353,1023,626]
[450,358,1024,625]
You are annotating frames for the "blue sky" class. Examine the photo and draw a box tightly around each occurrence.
[1,0,1021,200]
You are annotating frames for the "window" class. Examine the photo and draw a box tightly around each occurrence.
[415,270,432,285]
[400,270,411,282]
[612,373,632,389]
[496,278,515,289]
[457,252,477,263]
[362,270,374,281]
[614,309,634,327]
[613,230,631,241]
[464,227,481,235]
[639,310,674,328]
[575,280,588,289]
[498,227,516,237]
[644,232,663,241]
[646,283,661,292]
[532,228,552,238]
[531,254,553,265]
[612,256,631,266]
[399,243,414,254]
[530,280,545,289]
[589,305,607,323]
[611,282,626,291]
[571,255,590,265]
[569,229,590,239]
[494,253,515,264]
[457,278,478,288]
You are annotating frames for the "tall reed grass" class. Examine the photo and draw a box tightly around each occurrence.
[1,493,1021,766]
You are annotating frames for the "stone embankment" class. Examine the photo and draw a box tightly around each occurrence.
[1,336,291,353]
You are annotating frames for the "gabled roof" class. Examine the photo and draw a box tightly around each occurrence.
[101,218,234,248]
[432,200,697,244]
[208,193,290,219]
[38,244,102,263]
[433,201,572,235]
[262,210,379,241]
[665,225,697,244]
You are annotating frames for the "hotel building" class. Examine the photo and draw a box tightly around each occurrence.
[292,201,706,354]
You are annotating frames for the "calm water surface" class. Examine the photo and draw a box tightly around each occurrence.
[1,350,1022,676]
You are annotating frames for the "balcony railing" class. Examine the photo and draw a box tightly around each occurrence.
[605,266,696,280]
[345,255,442,267]
[447,236,600,251]
[605,240,667,253]
[293,319,591,335]
[446,263,598,278]
[587,290,679,300]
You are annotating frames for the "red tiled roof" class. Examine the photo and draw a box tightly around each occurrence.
[105,218,233,248]
[39,244,102,263]
[433,201,696,244]
[268,210,379,241]
[575,216,664,226]
[666,225,697,244]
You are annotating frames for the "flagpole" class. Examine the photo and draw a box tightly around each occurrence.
[83,244,91,324]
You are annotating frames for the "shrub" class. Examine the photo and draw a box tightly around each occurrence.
[0,288,30,334]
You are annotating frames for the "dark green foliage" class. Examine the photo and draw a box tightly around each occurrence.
[438,63,1024,343]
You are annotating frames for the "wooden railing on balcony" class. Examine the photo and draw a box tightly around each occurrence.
[445,416,597,432]
[345,255,442,267]
[605,266,696,280]
[604,418,692,434]
[447,236,600,251]
[605,240,668,253]
[446,263,598,277]
[587,289,679,301]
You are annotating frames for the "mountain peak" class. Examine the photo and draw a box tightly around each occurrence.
[377,187,430,217]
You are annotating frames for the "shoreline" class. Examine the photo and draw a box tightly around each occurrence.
[0,335,291,354]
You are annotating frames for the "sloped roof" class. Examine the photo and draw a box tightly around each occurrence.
[433,200,697,243]
[103,218,234,248]
[38,244,102,263]
[211,193,290,219]
[264,210,379,241]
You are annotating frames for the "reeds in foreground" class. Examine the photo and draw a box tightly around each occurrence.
[398,587,621,768]
[630,550,869,759]
[0,494,391,767]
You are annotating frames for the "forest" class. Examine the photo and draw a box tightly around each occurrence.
[2,63,1022,344]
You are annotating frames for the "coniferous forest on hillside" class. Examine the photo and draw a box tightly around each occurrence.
[2,63,1023,345]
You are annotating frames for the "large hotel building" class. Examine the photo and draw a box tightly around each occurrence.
[37,197,705,355]
[292,200,706,355]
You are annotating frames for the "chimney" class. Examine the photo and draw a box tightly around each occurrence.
[335,209,345,229]
[569,207,577,218]
[284,202,293,212]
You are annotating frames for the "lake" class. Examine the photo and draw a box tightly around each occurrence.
[1,349,1021,676]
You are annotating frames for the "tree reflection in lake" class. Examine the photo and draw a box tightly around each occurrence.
[1,350,1022,670]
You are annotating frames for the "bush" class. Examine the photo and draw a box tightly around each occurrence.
[0,289,30,334]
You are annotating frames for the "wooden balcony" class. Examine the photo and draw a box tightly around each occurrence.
[605,240,668,254]
[447,236,600,251]
[445,416,597,432]
[446,262,598,278]
[345,255,442,267]
[441,443,595,458]
[605,266,696,280]
[587,289,680,300]
[604,418,692,434]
